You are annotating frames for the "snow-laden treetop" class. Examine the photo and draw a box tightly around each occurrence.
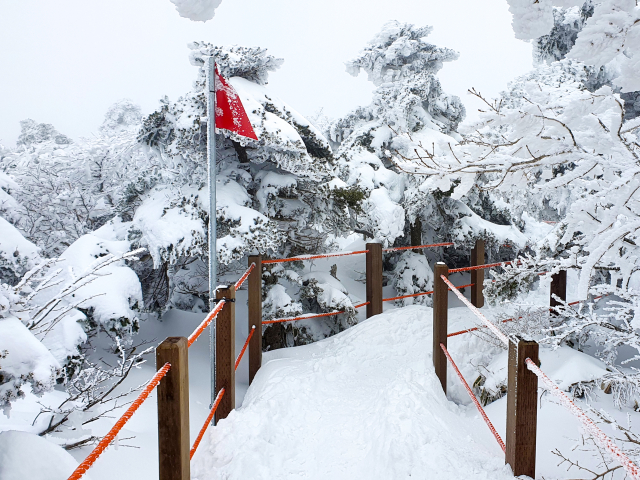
[170,0,222,22]
[345,21,459,87]
[188,42,284,85]
[508,0,640,92]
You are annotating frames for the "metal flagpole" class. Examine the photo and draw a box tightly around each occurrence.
[207,56,217,421]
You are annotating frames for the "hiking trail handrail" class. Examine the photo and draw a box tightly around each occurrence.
[75,238,582,479]
[441,263,639,479]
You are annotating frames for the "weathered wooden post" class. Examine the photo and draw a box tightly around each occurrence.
[157,337,190,480]
[470,238,485,308]
[550,269,567,316]
[505,338,539,478]
[366,242,383,318]
[215,285,235,422]
[248,255,262,384]
[433,262,449,393]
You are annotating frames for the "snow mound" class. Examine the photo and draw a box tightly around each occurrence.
[53,220,143,336]
[0,217,40,274]
[0,318,60,404]
[169,0,221,22]
[192,306,514,479]
[0,430,90,480]
[481,345,610,395]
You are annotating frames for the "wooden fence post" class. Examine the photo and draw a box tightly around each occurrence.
[550,269,567,316]
[470,239,485,308]
[248,255,262,384]
[366,242,383,318]
[157,337,190,480]
[506,338,539,478]
[433,262,449,393]
[215,285,235,422]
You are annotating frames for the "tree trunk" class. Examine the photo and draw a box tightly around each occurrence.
[410,217,423,253]
[232,140,249,163]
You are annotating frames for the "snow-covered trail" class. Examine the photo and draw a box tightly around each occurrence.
[191,306,514,479]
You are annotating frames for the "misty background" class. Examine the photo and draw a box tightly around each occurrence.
[0,0,532,146]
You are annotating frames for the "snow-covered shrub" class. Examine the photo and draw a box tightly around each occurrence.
[0,222,152,448]
[483,254,557,305]
[299,272,357,331]
[261,265,359,349]
[0,219,144,406]
[0,216,40,286]
[390,252,433,307]
[0,309,60,407]
[261,282,303,350]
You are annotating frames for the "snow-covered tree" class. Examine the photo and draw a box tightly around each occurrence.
[2,117,159,258]
[390,5,640,426]
[131,43,365,347]
[16,119,72,148]
[99,99,142,135]
[169,0,221,22]
[509,0,640,93]
[328,21,525,305]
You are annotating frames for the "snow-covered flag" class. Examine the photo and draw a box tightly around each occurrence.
[215,67,259,141]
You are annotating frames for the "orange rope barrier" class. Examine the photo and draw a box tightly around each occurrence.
[382,242,454,252]
[67,363,171,480]
[263,302,369,325]
[449,261,515,273]
[188,300,226,347]
[235,327,255,370]
[442,275,510,345]
[382,283,474,302]
[526,358,640,480]
[440,343,506,453]
[448,317,516,338]
[383,290,433,302]
[262,250,368,264]
[566,295,605,306]
[451,260,551,275]
[448,295,607,338]
[234,263,255,290]
[190,387,226,460]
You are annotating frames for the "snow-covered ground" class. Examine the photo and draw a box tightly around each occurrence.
[188,297,640,479]
[191,305,515,479]
[3,259,638,480]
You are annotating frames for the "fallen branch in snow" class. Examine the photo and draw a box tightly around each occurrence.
[552,446,623,480]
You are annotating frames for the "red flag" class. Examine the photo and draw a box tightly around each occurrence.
[215,67,259,141]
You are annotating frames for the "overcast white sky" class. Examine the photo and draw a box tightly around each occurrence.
[0,0,532,147]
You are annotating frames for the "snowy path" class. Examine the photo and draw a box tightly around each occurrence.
[191,306,514,479]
